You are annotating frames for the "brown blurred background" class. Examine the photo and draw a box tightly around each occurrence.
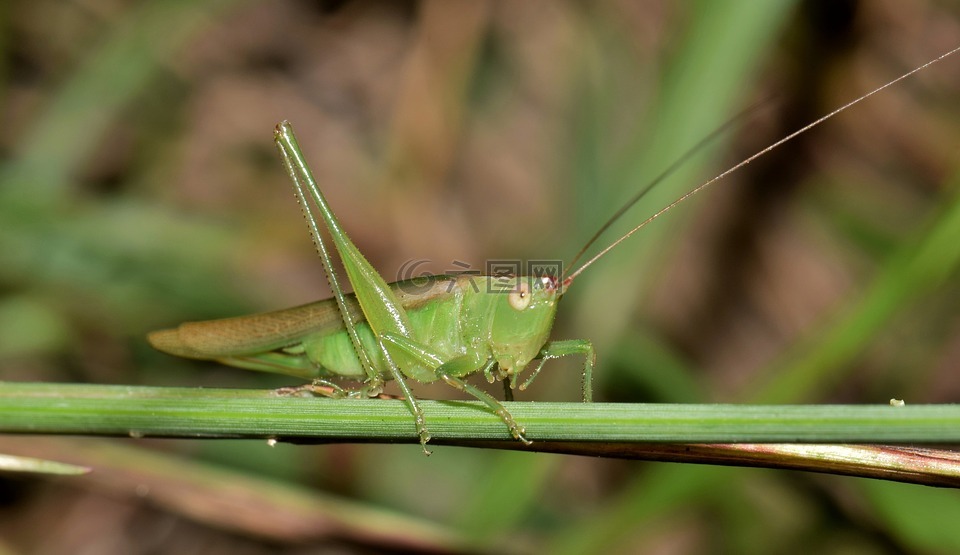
[1,0,959,553]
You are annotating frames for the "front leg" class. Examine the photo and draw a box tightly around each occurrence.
[433,354,529,443]
[520,339,595,402]
[380,333,530,444]
[437,368,530,445]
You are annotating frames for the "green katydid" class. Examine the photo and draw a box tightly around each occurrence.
[151,121,588,452]
[148,47,959,453]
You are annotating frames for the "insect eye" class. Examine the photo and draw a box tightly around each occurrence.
[508,281,532,311]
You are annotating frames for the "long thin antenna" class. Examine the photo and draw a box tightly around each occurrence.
[563,46,960,286]
[563,99,774,276]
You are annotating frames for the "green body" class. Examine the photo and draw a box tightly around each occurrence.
[149,274,562,385]
[149,122,594,452]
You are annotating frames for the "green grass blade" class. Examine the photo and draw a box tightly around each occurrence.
[4,381,959,489]
[2,382,958,443]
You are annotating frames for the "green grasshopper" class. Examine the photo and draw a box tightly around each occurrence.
[150,122,593,452]
[148,47,958,453]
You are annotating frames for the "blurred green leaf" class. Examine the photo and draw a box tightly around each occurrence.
[860,479,960,552]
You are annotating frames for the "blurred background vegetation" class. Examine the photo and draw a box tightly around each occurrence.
[1,0,959,552]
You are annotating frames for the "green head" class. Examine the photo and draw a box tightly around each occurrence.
[488,275,561,378]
